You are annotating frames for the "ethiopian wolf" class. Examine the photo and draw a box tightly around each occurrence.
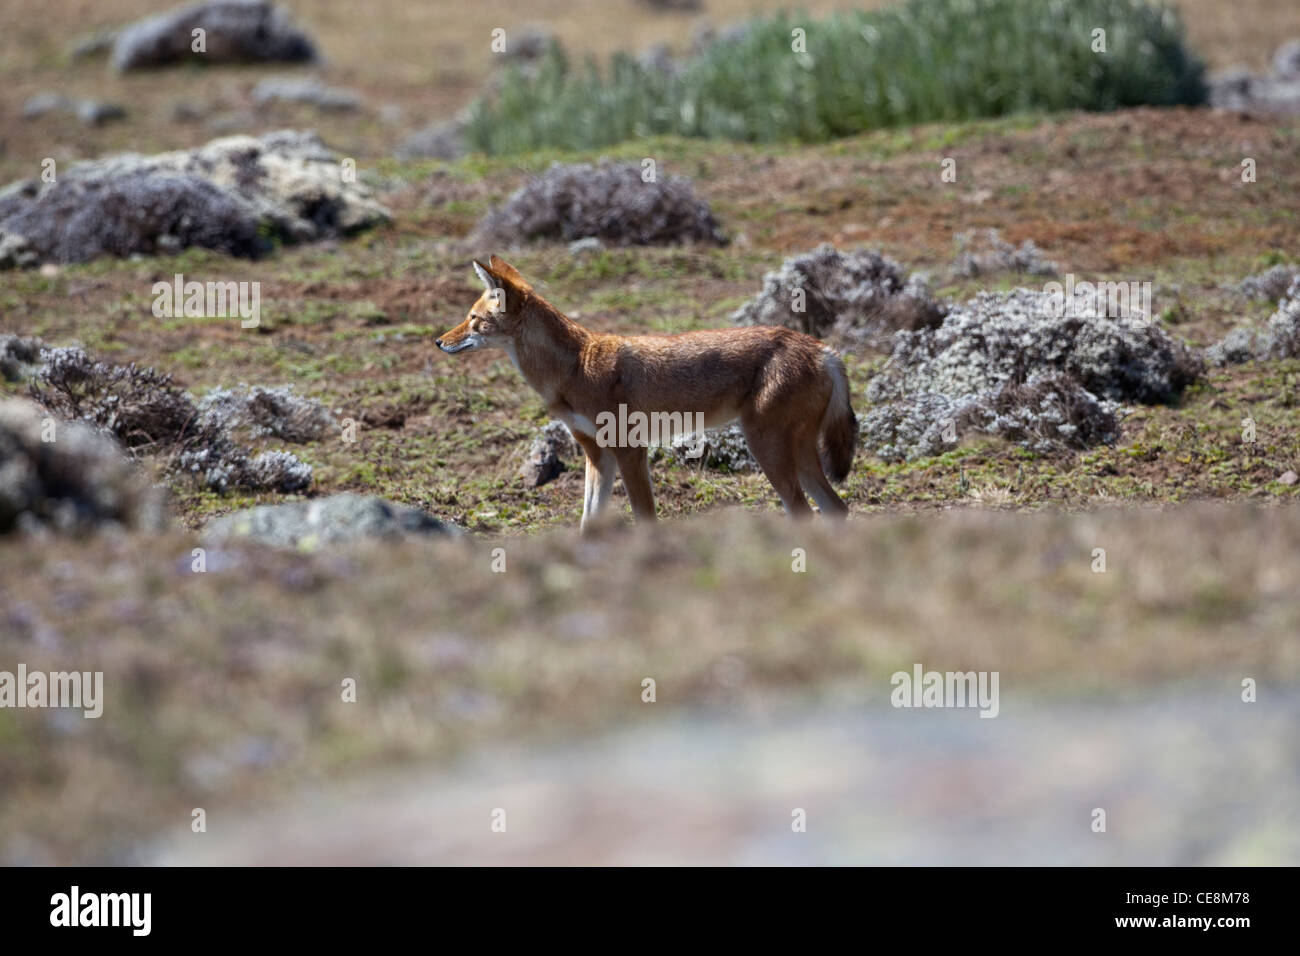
[436,256,857,531]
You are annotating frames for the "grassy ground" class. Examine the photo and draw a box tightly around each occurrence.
[4,108,1300,534]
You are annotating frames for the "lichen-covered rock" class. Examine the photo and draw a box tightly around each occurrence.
[1205,326,1260,367]
[110,0,317,73]
[197,384,334,443]
[1207,279,1300,365]
[0,398,166,535]
[1261,285,1300,359]
[1273,40,1300,81]
[867,286,1201,407]
[499,26,556,62]
[22,93,128,126]
[1,334,43,382]
[861,374,1120,462]
[1231,265,1300,302]
[26,343,314,494]
[474,161,725,247]
[202,493,462,550]
[519,421,581,488]
[951,228,1059,278]
[395,119,466,161]
[1208,41,1300,116]
[861,285,1197,460]
[0,130,389,267]
[252,76,363,112]
[666,423,758,472]
[731,244,943,342]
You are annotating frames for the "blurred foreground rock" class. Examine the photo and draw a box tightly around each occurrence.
[203,492,462,549]
[0,398,166,535]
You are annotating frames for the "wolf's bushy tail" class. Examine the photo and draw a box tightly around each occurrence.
[818,350,858,484]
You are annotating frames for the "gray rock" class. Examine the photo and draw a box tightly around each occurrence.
[111,0,317,73]
[75,100,128,126]
[667,423,757,472]
[867,286,1201,407]
[1206,326,1259,367]
[395,119,465,160]
[0,231,39,269]
[1274,39,1300,80]
[500,26,555,61]
[0,397,166,535]
[519,421,580,488]
[1209,60,1300,116]
[475,160,725,248]
[732,244,942,342]
[861,285,1201,460]
[567,237,604,256]
[0,130,389,267]
[0,334,43,382]
[203,493,462,549]
[252,76,363,112]
[197,384,334,443]
[1207,278,1300,365]
[1208,66,1256,110]
[22,93,128,126]
[1232,264,1300,302]
[952,228,1059,278]
[862,373,1119,462]
[67,29,119,61]
[22,92,73,119]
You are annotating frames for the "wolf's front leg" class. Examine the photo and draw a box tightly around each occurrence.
[578,442,617,534]
[580,453,596,532]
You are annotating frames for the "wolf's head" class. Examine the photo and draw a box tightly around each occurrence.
[436,255,532,355]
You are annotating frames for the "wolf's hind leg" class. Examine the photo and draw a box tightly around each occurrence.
[741,422,812,518]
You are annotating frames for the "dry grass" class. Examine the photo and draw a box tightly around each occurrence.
[1,501,1297,862]
[2,1,1297,183]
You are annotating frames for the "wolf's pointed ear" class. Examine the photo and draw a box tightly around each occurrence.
[472,260,500,291]
[488,255,533,294]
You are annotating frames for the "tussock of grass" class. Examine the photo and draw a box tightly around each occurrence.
[465,0,1206,154]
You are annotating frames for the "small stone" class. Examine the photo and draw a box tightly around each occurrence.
[1278,470,1298,486]
[568,237,604,256]
[519,421,581,488]
[76,100,128,126]
[22,93,72,120]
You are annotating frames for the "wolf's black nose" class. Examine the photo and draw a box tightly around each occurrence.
[435,338,443,348]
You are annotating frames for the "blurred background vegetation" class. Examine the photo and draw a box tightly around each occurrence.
[467,0,1208,154]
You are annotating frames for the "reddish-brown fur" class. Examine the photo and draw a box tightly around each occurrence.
[437,256,856,529]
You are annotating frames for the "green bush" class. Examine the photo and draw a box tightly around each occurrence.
[465,0,1206,155]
